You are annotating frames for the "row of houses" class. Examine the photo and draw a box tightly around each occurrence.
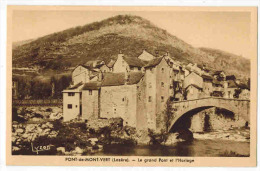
[62,50,250,131]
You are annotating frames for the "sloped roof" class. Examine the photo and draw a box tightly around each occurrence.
[238,83,249,90]
[202,74,213,80]
[68,82,84,90]
[101,72,144,86]
[144,57,163,68]
[186,84,202,90]
[138,50,155,61]
[212,79,222,86]
[226,75,236,81]
[106,59,116,68]
[214,71,225,75]
[228,80,238,88]
[123,56,146,67]
[82,81,101,90]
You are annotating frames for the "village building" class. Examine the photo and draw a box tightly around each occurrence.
[183,72,203,100]
[143,55,174,130]
[201,74,213,97]
[212,79,224,97]
[213,71,226,81]
[239,83,250,99]
[138,50,156,61]
[12,77,19,99]
[224,80,239,98]
[62,51,251,132]
[113,53,146,73]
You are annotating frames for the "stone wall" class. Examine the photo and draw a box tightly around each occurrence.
[155,58,171,131]
[145,68,157,130]
[72,66,89,84]
[189,107,248,132]
[82,89,99,120]
[136,76,148,130]
[100,84,137,127]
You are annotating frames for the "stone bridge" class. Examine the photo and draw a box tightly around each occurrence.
[168,97,250,132]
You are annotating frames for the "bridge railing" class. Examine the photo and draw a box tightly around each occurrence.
[171,97,250,104]
[13,99,63,106]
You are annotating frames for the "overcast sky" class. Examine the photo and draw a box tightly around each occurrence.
[12,10,251,59]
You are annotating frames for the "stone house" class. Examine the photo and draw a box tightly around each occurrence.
[225,80,239,98]
[80,71,146,128]
[138,50,156,61]
[185,84,203,100]
[201,74,213,97]
[143,56,173,130]
[12,80,18,99]
[62,83,84,122]
[183,72,203,90]
[113,53,146,73]
[213,71,226,81]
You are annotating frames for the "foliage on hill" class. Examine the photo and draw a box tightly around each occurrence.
[13,15,250,79]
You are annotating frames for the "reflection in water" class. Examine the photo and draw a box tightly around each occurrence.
[92,139,249,157]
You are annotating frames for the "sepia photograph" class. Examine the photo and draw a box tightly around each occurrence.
[6,6,257,166]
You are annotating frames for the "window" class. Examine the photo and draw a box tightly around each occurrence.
[67,104,72,109]
[161,68,164,73]
[68,93,75,96]
[161,96,164,102]
[138,67,141,71]
[89,90,92,95]
[161,82,164,87]
[148,96,152,102]
[130,67,134,71]
[122,98,125,102]
[149,82,152,88]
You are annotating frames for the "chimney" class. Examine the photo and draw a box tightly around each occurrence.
[118,51,124,59]
[124,69,130,85]
[155,50,159,57]
[98,71,103,82]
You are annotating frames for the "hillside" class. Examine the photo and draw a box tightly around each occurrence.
[12,15,250,79]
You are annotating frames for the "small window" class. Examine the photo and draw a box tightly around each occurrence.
[138,67,141,71]
[67,104,72,109]
[161,96,164,102]
[148,96,152,102]
[75,105,78,108]
[122,98,125,102]
[89,90,92,95]
[161,82,164,87]
[149,82,152,88]
[68,92,75,96]
[130,67,134,71]
[161,68,164,73]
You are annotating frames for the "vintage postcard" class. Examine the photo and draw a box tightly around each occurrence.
[6,6,257,166]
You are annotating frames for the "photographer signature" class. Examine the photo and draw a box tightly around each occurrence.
[31,143,51,154]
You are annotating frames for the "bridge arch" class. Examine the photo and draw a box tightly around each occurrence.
[167,97,250,132]
[168,106,235,132]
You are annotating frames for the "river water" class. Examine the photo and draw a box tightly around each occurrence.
[93,139,249,157]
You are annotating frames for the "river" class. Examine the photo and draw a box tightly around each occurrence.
[92,139,249,157]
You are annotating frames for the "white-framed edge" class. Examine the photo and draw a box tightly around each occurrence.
[0,0,259,171]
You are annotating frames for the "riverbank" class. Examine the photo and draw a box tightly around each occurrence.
[12,107,250,156]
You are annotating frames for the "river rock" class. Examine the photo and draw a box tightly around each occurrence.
[74,147,83,154]
[12,146,21,151]
[88,138,98,146]
[16,128,24,134]
[165,133,179,145]
[57,147,66,154]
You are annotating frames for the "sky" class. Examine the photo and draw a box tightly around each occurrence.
[12,10,251,59]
